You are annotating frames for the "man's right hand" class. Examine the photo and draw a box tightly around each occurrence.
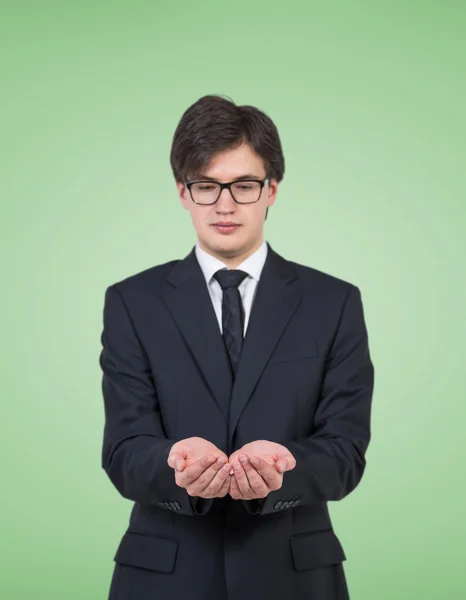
[167,437,232,499]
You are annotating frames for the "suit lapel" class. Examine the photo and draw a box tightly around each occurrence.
[162,247,233,420]
[162,243,303,439]
[228,243,303,441]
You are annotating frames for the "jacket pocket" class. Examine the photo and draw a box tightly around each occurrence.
[114,531,179,574]
[289,528,346,572]
[266,340,319,367]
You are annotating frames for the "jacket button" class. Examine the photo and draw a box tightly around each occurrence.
[284,501,293,508]
[292,500,300,507]
[174,502,181,510]
[274,501,283,510]
[163,502,170,509]
[169,502,178,511]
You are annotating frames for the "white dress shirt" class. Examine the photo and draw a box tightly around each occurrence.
[195,240,268,336]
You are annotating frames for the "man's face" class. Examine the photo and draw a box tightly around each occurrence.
[176,142,278,265]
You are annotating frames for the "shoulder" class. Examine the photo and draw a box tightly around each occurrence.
[104,258,180,298]
[269,243,358,297]
[286,256,360,302]
[280,248,357,294]
[294,259,356,288]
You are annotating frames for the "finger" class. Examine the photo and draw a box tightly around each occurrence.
[232,458,251,497]
[167,453,184,471]
[239,456,269,496]
[229,474,243,500]
[250,456,288,473]
[216,472,232,497]
[276,451,296,472]
[250,455,283,475]
[184,456,228,494]
[198,462,232,497]
[196,457,230,492]
[273,458,287,474]
[177,455,216,486]
[167,444,194,471]
[249,456,283,490]
[168,456,186,472]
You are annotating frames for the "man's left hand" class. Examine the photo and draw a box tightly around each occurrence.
[227,440,296,500]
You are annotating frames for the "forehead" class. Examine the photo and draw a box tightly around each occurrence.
[201,143,266,180]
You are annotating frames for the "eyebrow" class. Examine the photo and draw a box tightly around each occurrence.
[193,173,264,181]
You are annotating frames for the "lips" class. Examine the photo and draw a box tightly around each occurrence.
[212,223,240,234]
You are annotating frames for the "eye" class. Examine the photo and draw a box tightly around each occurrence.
[197,184,216,191]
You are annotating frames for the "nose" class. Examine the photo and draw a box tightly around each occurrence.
[215,186,237,211]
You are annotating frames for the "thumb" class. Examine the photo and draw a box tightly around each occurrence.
[276,453,296,473]
[276,459,287,473]
[168,444,192,471]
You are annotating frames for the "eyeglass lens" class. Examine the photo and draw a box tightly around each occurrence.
[191,181,262,204]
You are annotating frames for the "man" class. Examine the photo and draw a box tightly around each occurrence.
[99,94,374,600]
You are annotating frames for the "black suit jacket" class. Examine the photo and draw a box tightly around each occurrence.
[100,242,374,600]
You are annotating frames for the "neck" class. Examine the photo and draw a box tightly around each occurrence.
[199,238,264,269]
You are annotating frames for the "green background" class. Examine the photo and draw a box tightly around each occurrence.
[2,1,465,598]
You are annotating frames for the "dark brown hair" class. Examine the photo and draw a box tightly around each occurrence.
[170,94,285,184]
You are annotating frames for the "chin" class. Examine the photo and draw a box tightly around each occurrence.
[204,237,243,257]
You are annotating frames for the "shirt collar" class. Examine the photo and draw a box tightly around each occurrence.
[195,240,268,285]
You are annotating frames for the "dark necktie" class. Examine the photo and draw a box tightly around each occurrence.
[213,269,249,376]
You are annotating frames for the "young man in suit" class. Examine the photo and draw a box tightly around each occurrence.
[99,94,374,600]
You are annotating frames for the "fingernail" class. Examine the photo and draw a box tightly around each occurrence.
[175,460,182,470]
[217,457,226,466]
[239,455,248,464]
[279,461,287,471]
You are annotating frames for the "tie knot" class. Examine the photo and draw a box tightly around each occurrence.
[213,269,249,290]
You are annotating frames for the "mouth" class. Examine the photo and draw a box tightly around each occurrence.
[212,223,241,234]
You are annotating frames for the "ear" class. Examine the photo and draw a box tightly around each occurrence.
[176,181,191,210]
[266,178,279,207]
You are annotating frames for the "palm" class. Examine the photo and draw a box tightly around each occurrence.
[231,440,286,466]
[174,437,226,467]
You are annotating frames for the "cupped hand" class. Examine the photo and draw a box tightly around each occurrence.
[167,437,231,499]
[228,440,296,500]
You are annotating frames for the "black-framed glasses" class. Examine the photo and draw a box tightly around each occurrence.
[185,178,269,205]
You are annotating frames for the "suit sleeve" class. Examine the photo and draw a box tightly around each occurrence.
[99,284,213,516]
[243,285,374,516]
